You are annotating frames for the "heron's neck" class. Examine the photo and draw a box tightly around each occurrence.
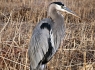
[48,6,63,22]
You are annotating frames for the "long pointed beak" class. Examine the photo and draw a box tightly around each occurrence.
[63,6,79,18]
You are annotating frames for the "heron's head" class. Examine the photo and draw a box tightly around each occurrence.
[50,2,79,17]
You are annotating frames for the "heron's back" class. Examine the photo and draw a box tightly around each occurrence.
[28,18,55,70]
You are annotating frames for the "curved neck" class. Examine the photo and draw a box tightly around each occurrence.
[48,4,63,22]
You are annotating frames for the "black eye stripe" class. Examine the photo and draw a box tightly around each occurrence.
[51,2,64,6]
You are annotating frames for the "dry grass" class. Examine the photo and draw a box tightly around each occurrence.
[0,0,95,70]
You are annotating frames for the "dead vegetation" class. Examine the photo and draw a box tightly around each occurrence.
[0,0,95,70]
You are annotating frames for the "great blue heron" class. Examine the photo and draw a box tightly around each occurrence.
[28,2,78,70]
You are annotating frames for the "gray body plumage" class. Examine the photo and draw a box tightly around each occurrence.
[28,2,77,70]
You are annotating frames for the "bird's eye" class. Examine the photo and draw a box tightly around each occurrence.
[61,5,64,9]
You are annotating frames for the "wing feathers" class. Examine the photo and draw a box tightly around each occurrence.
[28,18,54,69]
